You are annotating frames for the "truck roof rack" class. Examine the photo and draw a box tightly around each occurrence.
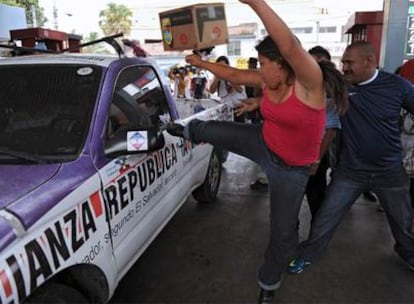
[0,32,126,58]
[62,33,124,57]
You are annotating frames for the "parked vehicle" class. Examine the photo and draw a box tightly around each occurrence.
[0,36,232,303]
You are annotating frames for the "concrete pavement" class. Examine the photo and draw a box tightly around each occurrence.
[110,153,414,304]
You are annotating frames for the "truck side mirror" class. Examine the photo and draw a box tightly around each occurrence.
[104,128,165,158]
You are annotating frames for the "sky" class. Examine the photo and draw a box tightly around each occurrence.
[39,0,385,38]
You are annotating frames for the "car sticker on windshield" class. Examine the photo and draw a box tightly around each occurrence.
[77,67,94,76]
[127,131,148,151]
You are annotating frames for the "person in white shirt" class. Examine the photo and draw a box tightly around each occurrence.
[209,56,247,123]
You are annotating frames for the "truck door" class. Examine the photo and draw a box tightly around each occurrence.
[98,65,194,275]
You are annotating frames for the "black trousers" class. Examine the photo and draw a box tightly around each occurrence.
[410,178,414,209]
[305,153,330,218]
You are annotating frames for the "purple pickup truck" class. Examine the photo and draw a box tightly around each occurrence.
[0,47,232,303]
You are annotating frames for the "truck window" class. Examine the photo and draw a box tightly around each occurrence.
[107,66,171,137]
[0,64,101,163]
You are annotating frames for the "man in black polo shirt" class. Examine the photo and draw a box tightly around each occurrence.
[289,41,414,274]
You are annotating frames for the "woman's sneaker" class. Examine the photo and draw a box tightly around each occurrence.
[166,123,185,138]
[288,258,311,274]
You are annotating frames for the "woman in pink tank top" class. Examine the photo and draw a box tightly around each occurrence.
[167,1,348,302]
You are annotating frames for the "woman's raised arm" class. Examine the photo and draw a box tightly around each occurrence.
[186,54,262,89]
[240,0,323,102]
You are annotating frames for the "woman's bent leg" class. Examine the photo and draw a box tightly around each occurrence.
[188,120,265,162]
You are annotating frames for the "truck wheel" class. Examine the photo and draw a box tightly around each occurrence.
[25,282,88,304]
[192,150,222,203]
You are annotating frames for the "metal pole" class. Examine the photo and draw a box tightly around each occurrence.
[316,20,320,43]
[380,0,409,71]
[31,5,37,27]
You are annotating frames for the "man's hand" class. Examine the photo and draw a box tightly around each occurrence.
[308,161,320,175]
[234,97,260,116]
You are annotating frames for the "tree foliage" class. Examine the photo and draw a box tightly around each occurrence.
[0,0,18,6]
[99,3,133,37]
[0,0,47,27]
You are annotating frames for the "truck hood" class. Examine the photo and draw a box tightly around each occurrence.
[0,165,60,209]
[0,156,98,252]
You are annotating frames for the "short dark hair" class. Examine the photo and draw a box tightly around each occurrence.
[216,55,230,65]
[248,57,258,65]
[346,40,376,57]
[308,45,331,61]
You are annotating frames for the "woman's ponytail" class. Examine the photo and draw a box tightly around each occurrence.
[318,60,349,116]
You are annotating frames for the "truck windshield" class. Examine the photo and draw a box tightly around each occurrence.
[0,64,102,163]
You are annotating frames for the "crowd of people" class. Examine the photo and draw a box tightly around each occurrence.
[165,0,414,303]
[166,57,251,107]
